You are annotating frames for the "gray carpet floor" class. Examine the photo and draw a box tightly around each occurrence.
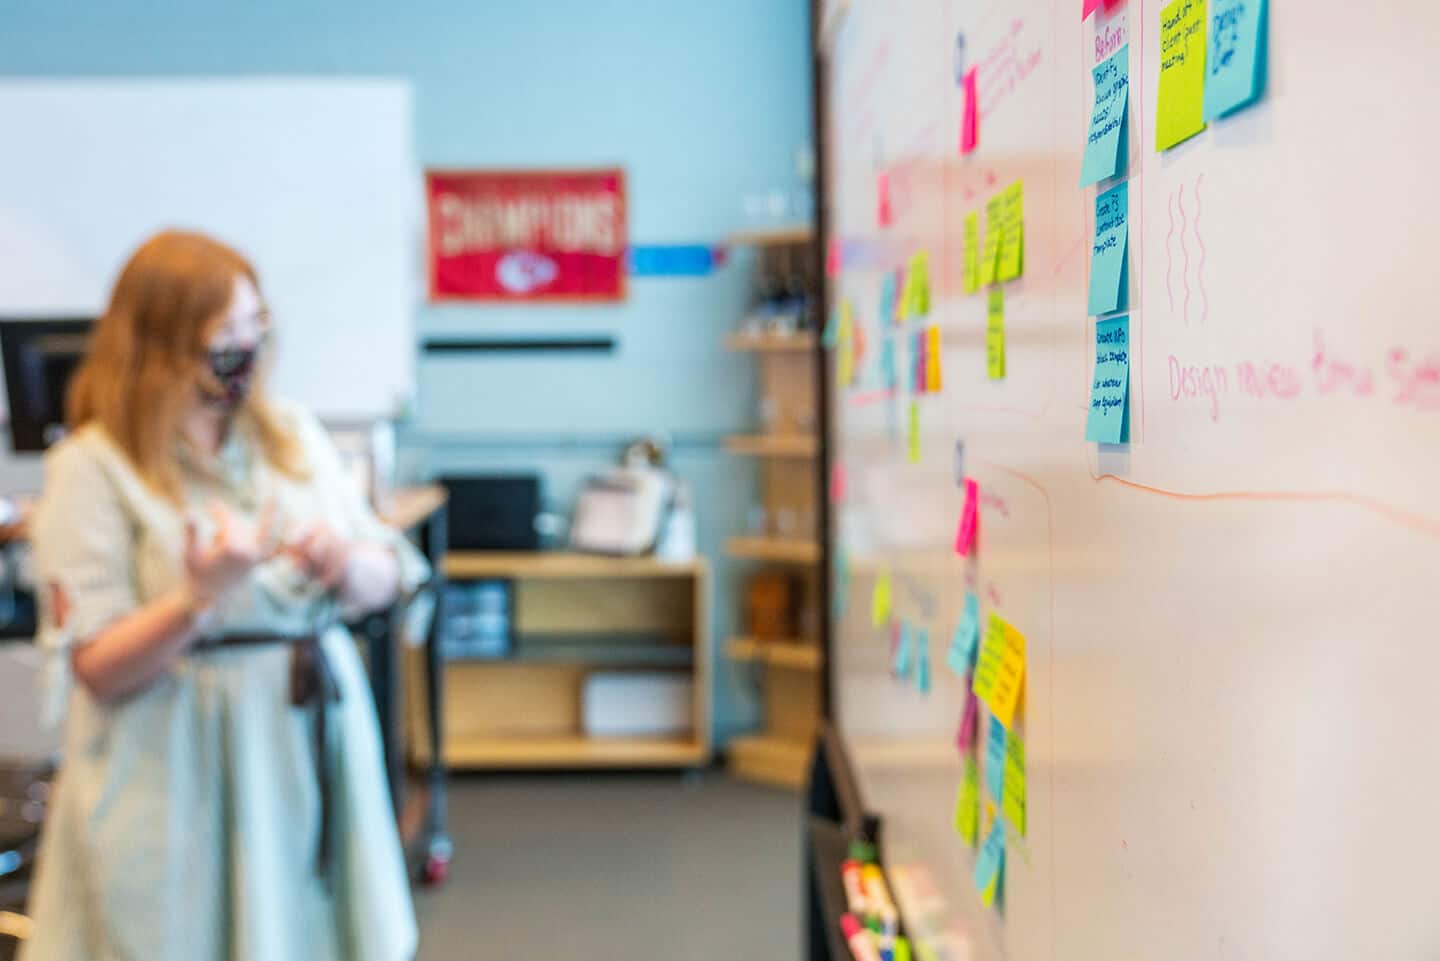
[413,772,802,961]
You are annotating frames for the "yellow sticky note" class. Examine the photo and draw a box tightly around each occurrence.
[998,181,1024,282]
[1002,731,1026,837]
[1156,0,1208,151]
[836,302,855,386]
[925,325,942,392]
[980,196,1002,287]
[870,571,892,626]
[971,613,1008,705]
[989,620,1027,728]
[908,250,931,318]
[954,756,981,845]
[985,288,1005,380]
[963,213,980,294]
[907,401,920,463]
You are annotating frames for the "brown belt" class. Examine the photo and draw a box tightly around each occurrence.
[195,632,340,879]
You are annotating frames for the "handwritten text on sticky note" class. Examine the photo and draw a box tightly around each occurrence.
[974,819,1005,907]
[986,289,1006,379]
[1088,181,1129,315]
[1203,0,1266,120]
[955,757,981,845]
[998,181,1024,282]
[1085,315,1130,443]
[984,718,1007,804]
[972,612,1008,706]
[1002,731,1026,836]
[989,620,1027,728]
[947,591,982,676]
[1080,45,1129,186]
[1156,0,1208,151]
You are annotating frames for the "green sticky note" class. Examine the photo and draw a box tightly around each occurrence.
[963,213,980,294]
[974,818,1005,907]
[984,717,1007,804]
[985,288,1005,380]
[907,400,920,463]
[1080,45,1130,186]
[1002,731,1026,836]
[1088,181,1128,315]
[1085,315,1130,443]
[980,196,1002,287]
[894,938,913,961]
[870,571,892,626]
[1203,0,1267,121]
[947,591,981,677]
[997,182,1024,282]
[972,613,1007,704]
[954,756,981,845]
[908,250,931,317]
[1156,0,1208,151]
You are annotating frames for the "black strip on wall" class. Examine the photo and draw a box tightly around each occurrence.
[422,336,616,355]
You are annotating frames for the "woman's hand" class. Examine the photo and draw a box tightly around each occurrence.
[280,521,353,592]
[184,501,275,608]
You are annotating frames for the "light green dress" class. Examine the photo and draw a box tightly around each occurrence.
[20,400,425,961]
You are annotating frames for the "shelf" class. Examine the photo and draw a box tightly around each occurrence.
[727,637,823,671]
[724,331,817,353]
[501,634,694,668]
[444,735,706,769]
[446,551,706,580]
[727,225,814,247]
[727,734,813,789]
[725,536,821,564]
[724,433,819,458]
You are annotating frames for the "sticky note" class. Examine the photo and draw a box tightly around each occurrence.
[925,325,942,392]
[957,687,979,750]
[974,808,1005,907]
[1080,45,1129,186]
[960,68,979,155]
[832,548,849,618]
[880,334,897,389]
[877,171,893,226]
[988,620,1027,729]
[980,196,1002,287]
[1085,315,1131,443]
[891,267,906,325]
[893,622,913,677]
[1002,731,1026,836]
[1156,0,1208,151]
[985,289,1005,380]
[879,272,897,328]
[822,305,839,349]
[1202,0,1267,121]
[1088,181,1129,315]
[871,571,892,626]
[955,477,979,556]
[916,633,931,693]
[906,250,931,318]
[954,757,981,845]
[1083,0,1102,16]
[852,320,867,370]
[826,237,841,278]
[895,937,914,961]
[947,591,982,676]
[984,716,1007,804]
[907,401,920,464]
[997,181,1024,282]
[971,613,1008,705]
[963,213,980,294]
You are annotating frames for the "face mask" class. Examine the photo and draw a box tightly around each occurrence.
[203,344,260,410]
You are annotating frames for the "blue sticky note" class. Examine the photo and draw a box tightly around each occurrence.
[1085,315,1130,444]
[880,335,897,389]
[1088,182,1129,316]
[916,632,931,694]
[894,623,913,677]
[973,819,1006,906]
[1080,45,1129,187]
[985,718,1007,804]
[1203,0,1267,121]
[879,273,897,328]
[947,592,982,677]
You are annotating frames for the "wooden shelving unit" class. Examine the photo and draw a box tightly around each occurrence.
[723,227,824,791]
[727,224,815,247]
[408,552,710,771]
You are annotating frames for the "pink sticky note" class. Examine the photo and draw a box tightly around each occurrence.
[826,237,841,278]
[1083,0,1102,17]
[830,461,847,504]
[877,172,892,227]
[957,688,979,750]
[955,478,979,556]
[960,68,979,155]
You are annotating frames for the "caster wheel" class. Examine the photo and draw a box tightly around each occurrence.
[420,854,450,887]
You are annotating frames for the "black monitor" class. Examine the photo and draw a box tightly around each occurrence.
[0,319,93,452]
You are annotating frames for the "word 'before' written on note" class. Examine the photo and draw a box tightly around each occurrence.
[1156,0,1208,151]
[1089,180,1129,315]
[1086,315,1131,444]
[1080,44,1129,186]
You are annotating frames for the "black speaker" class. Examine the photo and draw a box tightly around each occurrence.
[440,474,541,551]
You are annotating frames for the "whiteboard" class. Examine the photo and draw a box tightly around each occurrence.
[0,79,418,421]
[825,2,1440,960]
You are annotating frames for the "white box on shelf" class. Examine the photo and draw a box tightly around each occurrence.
[582,672,693,738]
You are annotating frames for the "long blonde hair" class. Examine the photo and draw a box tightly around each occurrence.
[66,230,308,500]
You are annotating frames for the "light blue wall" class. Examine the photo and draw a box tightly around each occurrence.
[0,0,816,744]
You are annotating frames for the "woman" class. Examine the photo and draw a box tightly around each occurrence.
[20,231,423,961]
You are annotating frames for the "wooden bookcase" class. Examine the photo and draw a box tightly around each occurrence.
[406,552,710,770]
[723,226,824,790]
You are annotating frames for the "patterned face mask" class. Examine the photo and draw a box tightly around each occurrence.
[203,342,261,410]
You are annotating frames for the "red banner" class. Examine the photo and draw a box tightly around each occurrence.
[425,168,627,302]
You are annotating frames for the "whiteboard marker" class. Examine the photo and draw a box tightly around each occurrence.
[841,860,869,916]
[842,914,884,961]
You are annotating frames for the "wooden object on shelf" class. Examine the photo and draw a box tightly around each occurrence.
[725,331,817,353]
[727,637,823,671]
[407,552,710,771]
[726,536,821,564]
[727,225,814,247]
[724,434,818,458]
[745,571,799,640]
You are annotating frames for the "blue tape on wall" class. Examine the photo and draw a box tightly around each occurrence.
[627,244,727,276]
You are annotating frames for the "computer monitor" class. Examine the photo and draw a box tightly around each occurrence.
[0,319,93,452]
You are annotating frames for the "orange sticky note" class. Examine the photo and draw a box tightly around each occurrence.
[925,325,942,392]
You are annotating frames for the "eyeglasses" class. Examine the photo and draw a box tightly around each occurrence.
[209,307,273,351]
